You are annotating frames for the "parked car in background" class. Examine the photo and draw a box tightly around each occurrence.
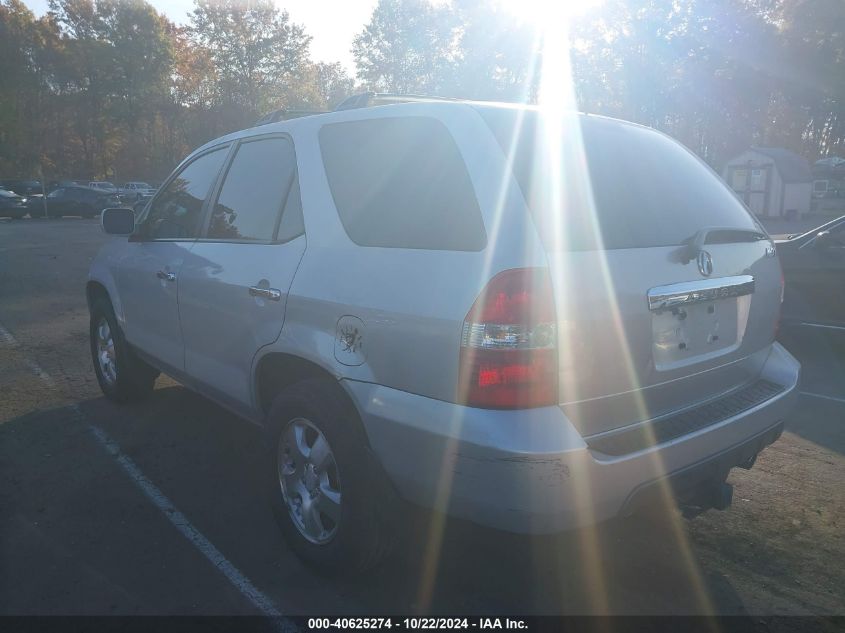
[0,188,30,219]
[25,194,45,215]
[88,181,118,193]
[89,98,799,572]
[47,180,84,191]
[46,185,120,218]
[0,179,42,197]
[119,181,157,202]
[777,215,845,328]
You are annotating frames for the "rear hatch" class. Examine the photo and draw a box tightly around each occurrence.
[478,108,782,436]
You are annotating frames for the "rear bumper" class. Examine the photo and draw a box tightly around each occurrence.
[621,421,783,516]
[345,342,800,534]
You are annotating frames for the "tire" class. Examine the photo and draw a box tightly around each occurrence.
[89,296,158,402]
[266,379,396,573]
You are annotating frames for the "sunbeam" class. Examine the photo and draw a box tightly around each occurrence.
[495,0,721,618]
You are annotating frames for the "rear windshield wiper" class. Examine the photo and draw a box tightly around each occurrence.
[680,226,768,263]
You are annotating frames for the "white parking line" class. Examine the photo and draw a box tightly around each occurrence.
[23,358,56,387]
[1,318,291,622]
[0,320,56,387]
[798,322,845,332]
[83,409,286,619]
[800,391,845,405]
[0,321,17,345]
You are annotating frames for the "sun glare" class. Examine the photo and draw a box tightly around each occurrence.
[466,0,717,618]
[497,0,604,27]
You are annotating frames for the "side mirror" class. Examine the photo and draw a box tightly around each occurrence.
[101,207,135,236]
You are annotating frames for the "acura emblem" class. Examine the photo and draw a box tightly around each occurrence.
[697,250,713,277]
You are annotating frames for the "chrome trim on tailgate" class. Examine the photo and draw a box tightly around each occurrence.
[648,275,755,312]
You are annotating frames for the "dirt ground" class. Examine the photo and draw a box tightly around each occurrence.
[0,218,843,621]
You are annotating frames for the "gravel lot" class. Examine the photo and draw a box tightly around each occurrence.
[1,217,843,620]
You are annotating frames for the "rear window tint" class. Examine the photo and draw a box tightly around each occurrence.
[319,116,486,251]
[478,108,759,251]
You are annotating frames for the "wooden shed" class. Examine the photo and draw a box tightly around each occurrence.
[722,147,812,219]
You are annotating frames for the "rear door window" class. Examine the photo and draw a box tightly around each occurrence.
[319,116,486,251]
[478,108,760,251]
[207,137,299,242]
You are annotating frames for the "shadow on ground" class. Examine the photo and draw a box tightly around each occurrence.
[2,385,758,616]
[779,327,845,456]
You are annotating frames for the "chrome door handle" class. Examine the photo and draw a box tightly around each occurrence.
[248,286,282,301]
[156,270,176,282]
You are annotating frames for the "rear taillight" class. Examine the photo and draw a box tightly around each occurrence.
[458,268,558,409]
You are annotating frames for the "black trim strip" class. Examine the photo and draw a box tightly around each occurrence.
[586,379,786,456]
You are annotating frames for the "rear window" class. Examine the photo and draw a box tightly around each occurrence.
[478,108,759,251]
[319,116,486,251]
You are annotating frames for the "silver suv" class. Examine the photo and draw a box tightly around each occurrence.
[88,98,800,572]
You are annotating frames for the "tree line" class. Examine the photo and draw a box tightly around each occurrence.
[1,0,843,181]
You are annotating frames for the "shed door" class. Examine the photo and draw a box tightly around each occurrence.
[749,190,766,215]
[727,165,771,215]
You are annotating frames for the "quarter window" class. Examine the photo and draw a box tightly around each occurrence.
[318,117,486,251]
[143,147,228,240]
[207,137,298,241]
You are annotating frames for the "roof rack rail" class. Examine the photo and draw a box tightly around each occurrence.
[254,108,327,126]
[333,92,459,111]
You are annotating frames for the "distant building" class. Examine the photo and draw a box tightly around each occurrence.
[811,156,845,199]
[723,147,812,219]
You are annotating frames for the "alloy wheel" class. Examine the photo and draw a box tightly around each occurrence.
[277,417,342,545]
[95,317,117,386]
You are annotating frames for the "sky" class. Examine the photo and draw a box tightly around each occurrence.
[23,0,380,72]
